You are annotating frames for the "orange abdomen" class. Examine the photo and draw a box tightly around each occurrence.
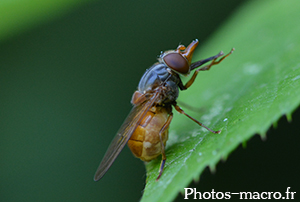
[127,106,169,162]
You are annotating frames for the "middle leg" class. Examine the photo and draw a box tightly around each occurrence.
[173,103,220,134]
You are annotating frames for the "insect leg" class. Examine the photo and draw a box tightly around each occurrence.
[190,51,224,71]
[173,103,221,134]
[156,112,173,181]
[196,48,234,71]
[180,48,234,90]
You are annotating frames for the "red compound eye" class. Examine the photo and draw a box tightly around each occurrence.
[163,52,189,75]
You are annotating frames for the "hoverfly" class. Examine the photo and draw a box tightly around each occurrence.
[94,39,234,181]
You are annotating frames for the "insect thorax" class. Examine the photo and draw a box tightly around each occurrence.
[138,63,180,104]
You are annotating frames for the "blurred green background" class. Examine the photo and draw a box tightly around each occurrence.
[1,1,299,201]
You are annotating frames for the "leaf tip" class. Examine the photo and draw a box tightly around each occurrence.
[193,176,200,184]
[286,113,292,122]
[242,141,247,148]
[259,132,267,141]
[209,164,216,174]
[179,189,185,196]
[272,121,278,129]
[221,154,228,162]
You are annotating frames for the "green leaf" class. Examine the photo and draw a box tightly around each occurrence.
[0,0,92,41]
[142,1,300,201]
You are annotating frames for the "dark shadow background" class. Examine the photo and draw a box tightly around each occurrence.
[1,1,298,201]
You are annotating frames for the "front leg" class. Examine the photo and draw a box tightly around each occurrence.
[179,48,234,90]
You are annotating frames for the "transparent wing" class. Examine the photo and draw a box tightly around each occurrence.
[94,92,159,181]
